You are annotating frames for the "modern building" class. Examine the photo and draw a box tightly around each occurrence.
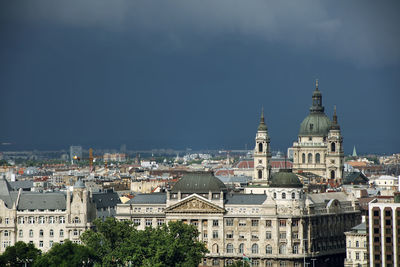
[292,80,344,184]
[116,171,360,267]
[69,145,82,164]
[366,195,400,267]
[344,222,367,267]
[0,176,120,253]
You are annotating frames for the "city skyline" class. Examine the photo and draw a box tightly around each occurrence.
[1,1,399,154]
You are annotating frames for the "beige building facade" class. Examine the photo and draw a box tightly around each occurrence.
[344,222,367,267]
[292,81,344,184]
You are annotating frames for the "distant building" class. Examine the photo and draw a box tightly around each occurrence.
[103,153,126,162]
[69,145,82,164]
[344,222,367,267]
[292,81,344,184]
[366,196,400,267]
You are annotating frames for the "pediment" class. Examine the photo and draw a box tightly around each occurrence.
[165,195,225,214]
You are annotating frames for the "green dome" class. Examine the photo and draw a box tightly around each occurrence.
[171,172,227,193]
[269,169,303,188]
[299,113,331,137]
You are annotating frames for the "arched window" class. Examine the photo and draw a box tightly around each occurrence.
[302,153,305,163]
[315,153,320,163]
[252,244,259,254]
[258,170,262,179]
[279,244,286,254]
[29,229,33,237]
[266,245,272,254]
[18,229,23,237]
[291,192,296,199]
[331,142,336,152]
[356,241,359,248]
[282,193,286,199]
[212,244,219,253]
[59,229,64,237]
[258,143,263,152]
[73,217,80,223]
[293,244,299,254]
[4,230,9,237]
[330,170,335,179]
[308,153,312,164]
[39,229,44,237]
[49,229,54,237]
[239,243,245,254]
[226,243,233,253]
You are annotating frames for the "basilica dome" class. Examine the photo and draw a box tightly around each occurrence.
[299,113,331,137]
[171,172,227,193]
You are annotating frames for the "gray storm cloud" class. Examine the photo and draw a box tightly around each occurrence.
[5,0,400,67]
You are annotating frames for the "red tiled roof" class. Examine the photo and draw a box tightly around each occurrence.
[236,160,254,169]
[215,169,234,176]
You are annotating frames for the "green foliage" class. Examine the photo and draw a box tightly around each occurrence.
[0,241,41,267]
[80,217,208,267]
[33,240,96,267]
[227,260,250,267]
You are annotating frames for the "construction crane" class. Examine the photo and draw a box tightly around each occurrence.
[73,148,107,173]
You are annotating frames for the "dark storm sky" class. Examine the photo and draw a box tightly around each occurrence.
[0,0,399,154]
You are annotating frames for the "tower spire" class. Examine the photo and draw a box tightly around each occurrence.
[316,79,319,90]
[330,105,340,130]
[258,107,267,131]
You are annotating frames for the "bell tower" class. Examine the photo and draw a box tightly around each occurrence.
[326,106,344,184]
[253,108,271,183]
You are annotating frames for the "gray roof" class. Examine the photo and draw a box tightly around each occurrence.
[9,180,33,190]
[225,194,267,205]
[0,176,17,208]
[216,176,251,184]
[17,192,66,210]
[308,192,350,204]
[171,172,227,193]
[352,222,366,231]
[128,193,167,204]
[92,191,121,209]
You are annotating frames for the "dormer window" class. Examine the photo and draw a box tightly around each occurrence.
[310,124,314,130]
[212,193,220,199]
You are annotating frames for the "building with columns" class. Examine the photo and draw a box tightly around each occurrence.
[0,176,120,253]
[292,80,344,184]
[116,171,360,267]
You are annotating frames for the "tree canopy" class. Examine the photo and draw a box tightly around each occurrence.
[0,241,41,267]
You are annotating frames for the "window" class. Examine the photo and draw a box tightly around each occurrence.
[29,229,33,238]
[315,153,320,163]
[279,232,286,239]
[331,142,336,152]
[266,220,272,227]
[226,243,233,253]
[28,217,35,224]
[49,241,53,248]
[356,252,359,260]
[226,231,233,239]
[239,232,245,239]
[280,262,287,267]
[258,143,263,152]
[302,153,306,163]
[39,229,44,237]
[212,244,219,254]
[308,153,312,164]
[157,219,164,226]
[212,259,219,266]
[19,230,23,237]
[18,217,25,224]
[49,229,54,237]
[251,232,259,240]
[4,230,9,237]
[145,219,152,226]
[293,244,299,254]
[292,232,299,239]
[59,229,64,237]
[266,245,272,254]
[49,216,55,224]
[59,216,65,224]
[373,210,379,216]
[39,216,45,224]
[356,241,359,247]
[267,262,272,267]
[212,230,218,239]
[330,170,335,179]
[266,231,272,239]
[251,244,259,254]
[291,192,296,199]
[226,219,233,226]
[251,220,259,226]
[73,217,80,223]
[212,220,219,226]
[133,219,141,225]
[279,220,286,227]
[239,220,246,226]
[279,244,286,254]
[39,241,43,248]
[258,170,262,179]
[282,193,286,199]
[239,243,245,253]
[273,192,277,199]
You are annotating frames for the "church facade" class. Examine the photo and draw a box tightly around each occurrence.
[292,80,344,184]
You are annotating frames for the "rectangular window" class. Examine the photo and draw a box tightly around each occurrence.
[28,217,35,224]
[157,219,164,226]
[292,219,299,226]
[292,232,299,239]
[266,220,272,227]
[251,220,259,227]
[18,217,25,224]
[266,231,272,239]
[145,219,152,226]
[49,216,55,224]
[39,241,43,248]
[133,219,141,225]
[356,252,359,260]
[203,231,208,239]
[226,218,234,226]
[39,217,45,224]
[226,231,233,239]
[279,232,286,239]
[212,220,219,227]
[251,232,259,240]
[59,216,65,224]
[49,241,53,247]
[212,230,218,239]
[239,232,245,239]
[279,220,286,227]
[5,218,9,224]
[18,230,23,238]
